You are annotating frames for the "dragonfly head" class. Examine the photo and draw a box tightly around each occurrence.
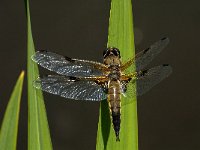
[103,47,121,58]
[103,47,121,66]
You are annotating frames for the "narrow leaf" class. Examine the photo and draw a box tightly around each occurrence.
[96,0,138,149]
[26,0,53,149]
[0,71,25,150]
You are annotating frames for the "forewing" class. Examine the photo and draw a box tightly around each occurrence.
[135,37,170,71]
[121,64,172,105]
[32,51,106,77]
[33,75,107,101]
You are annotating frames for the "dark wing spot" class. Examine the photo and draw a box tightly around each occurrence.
[69,76,79,81]
[128,78,132,82]
[163,64,169,66]
[139,70,148,76]
[64,56,75,62]
[143,48,150,54]
[161,37,167,40]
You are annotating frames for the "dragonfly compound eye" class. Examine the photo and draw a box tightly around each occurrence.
[103,48,110,58]
[104,47,121,58]
[112,48,120,57]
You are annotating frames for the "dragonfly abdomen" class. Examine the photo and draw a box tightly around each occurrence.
[107,80,121,141]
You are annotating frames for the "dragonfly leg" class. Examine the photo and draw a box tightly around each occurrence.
[120,72,138,81]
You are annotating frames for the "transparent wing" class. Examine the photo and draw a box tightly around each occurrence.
[32,51,107,77]
[136,37,170,71]
[136,64,172,96]
[120,79,137,106]
[121,37,170,73]
[33,75,107,101]
[121,64,172,105]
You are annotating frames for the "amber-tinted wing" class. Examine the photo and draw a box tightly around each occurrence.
[33,75,107,101]
[121,64,172,104]
[121,37,170,72]
[32,51,107,77]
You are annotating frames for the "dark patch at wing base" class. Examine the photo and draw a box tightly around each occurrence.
[121,64,172,105]
[136,64,172,96]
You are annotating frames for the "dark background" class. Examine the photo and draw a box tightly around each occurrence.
[0,0,200,150]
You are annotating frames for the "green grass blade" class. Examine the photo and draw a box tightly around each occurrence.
[26,0,53,149]
[0,71,25,150]
[96,0,138,149]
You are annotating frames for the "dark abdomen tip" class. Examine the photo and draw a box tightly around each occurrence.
[112,111,121,141]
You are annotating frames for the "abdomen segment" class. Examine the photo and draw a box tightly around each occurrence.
[107,80,121,141]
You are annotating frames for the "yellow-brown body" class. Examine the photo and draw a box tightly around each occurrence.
[107,79,121,141]
[103,47,122,141]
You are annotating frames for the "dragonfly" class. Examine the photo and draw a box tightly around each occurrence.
[32,37,172,141]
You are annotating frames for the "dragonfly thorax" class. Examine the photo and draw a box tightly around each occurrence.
[108,72,120,80]
[108,66,121,81]
[103,55,121,66]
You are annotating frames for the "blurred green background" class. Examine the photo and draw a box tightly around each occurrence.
[0,0,200,150]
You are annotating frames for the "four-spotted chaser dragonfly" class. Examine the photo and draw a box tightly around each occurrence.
[32,37,172,141]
